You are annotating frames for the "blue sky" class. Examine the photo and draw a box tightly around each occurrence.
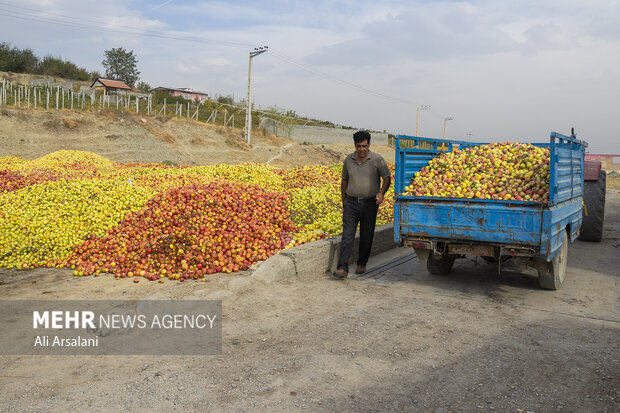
[1,0,619,152]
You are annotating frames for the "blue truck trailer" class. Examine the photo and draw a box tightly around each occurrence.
[394,131,606,290]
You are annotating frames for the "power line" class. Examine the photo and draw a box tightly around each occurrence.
[0,3,253,48]
[268,48,424,106]
[0,1,439,127]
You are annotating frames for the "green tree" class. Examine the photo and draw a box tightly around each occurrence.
[216,95,234,105]
[136,81,151,93]
[0,42,38,73]
[101,47,140,87]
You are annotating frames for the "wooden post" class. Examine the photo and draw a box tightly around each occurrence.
[187,102,190,118]
[136,96,139,113]
[56,86,59,109]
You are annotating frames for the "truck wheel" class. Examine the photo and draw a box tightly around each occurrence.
[537,231,567,290]
[427,253,455,275]
[579,170,606,242]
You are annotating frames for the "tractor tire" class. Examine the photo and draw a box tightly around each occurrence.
[579,170,606,242]
[537,231,567,290]
[427,253,455,275]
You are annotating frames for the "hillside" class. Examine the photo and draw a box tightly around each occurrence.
[0,106,395,168]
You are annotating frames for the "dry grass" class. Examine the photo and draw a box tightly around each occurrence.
[62,118,77,129]
[190,135,205,145]
[141,122,176,145]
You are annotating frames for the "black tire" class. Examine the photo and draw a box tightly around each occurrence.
[538,231,567,290]
[427,254,455,275]
[579,170,606,242]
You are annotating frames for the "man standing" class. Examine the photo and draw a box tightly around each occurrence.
[333,130,391,279]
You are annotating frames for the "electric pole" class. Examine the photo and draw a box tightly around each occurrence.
[245,46,268,145]
[443,117,454,139]
[416,105,430,136]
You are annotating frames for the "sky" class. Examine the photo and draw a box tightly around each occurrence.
[1,0,619,153]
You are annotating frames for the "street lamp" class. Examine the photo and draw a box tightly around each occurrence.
[415,105,430,136]
[443,116,454,139]
[245,46,268,145]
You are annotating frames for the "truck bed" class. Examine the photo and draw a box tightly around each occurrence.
[394,133,586,260]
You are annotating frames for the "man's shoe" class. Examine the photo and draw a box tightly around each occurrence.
[331,269,348,280]
[355,265,366,274]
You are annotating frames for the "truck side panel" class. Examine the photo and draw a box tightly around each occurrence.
[540,198,583,259]
[550,132,584,204]
[397,201,543,246]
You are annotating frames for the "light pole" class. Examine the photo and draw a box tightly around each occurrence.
[245,46,268,145]
[443,117,454,139]
[415,105,430,136]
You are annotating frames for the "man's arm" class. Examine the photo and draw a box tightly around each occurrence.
[341,179,348,204]
[375,175,391,205]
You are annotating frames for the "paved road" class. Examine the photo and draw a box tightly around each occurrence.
[353,235,619,324]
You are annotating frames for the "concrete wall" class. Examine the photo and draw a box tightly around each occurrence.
[260,118,389,146]
[289,125,389,146]
[251,223,397,282]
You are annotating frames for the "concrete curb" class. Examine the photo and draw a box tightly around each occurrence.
[251,223,396,282]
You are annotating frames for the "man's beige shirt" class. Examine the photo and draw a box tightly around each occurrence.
[341,151,390,198]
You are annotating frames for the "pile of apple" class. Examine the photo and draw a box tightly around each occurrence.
[67,180,297,280]
[0,150,396,280]
[0,177,154,268]
[405,142,550,202]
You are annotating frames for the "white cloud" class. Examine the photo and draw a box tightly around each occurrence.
[1,0,619,152]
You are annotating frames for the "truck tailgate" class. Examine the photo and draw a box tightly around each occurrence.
[396,198,543,246]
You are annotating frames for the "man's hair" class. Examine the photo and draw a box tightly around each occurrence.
[353,130,371,144]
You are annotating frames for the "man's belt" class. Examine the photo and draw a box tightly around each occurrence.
[346,195,376,202]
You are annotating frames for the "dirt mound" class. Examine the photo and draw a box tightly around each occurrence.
[0,107,393,168]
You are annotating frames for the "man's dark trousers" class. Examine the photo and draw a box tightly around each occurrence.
[337,196,379,272]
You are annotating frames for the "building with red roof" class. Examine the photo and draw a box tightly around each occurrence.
[90,77,133,95]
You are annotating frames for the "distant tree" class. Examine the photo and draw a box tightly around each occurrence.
[136,81,151,93]
[36,55,92,81]
[0,42,38,73]
[101,47,140,87]
[216,95,234,105]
